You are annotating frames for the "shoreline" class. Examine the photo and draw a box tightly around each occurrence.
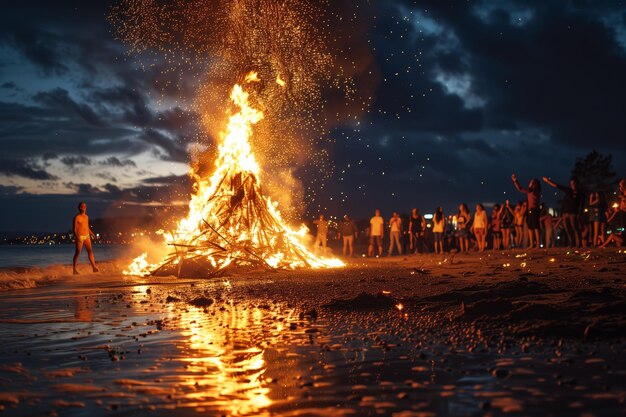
[0,248,624,416]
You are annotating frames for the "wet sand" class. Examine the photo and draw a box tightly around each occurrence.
[0,248,625,416]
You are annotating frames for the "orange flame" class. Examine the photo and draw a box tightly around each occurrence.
[125,76,343,276]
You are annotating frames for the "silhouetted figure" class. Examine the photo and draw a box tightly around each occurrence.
[388,212,403,256]
[432,207,445,254]
[313,214,328,253]
[368,209,384,257]
[455,203,471,253]
[542,177,582,247]
[338,215,358,257]
[472,204,488,252]
[408,208,426,254]
[512,174,541,249]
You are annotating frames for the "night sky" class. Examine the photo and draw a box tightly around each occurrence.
[1,0,626,232]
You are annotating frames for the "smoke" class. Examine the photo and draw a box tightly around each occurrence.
[109,0,379,219]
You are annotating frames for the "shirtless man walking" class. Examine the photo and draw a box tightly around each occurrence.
[73,202,98,274]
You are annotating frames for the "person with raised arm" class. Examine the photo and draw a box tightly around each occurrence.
[542,176,582,247]
[511,174,541,249]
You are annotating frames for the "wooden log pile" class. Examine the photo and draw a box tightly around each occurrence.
[151,169,312,278]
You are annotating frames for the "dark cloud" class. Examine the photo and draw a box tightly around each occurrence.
[0,184,23,195]
[100,156,136,167]
[139,129,188,162]
[90,86,153,126]
[386,0,626,149]
[0,157,57,180]
[1,82,17,89]
[0,23,69,76]
[34,88,104,127]
[60,155,92,167]
[102,183,123,198]
[141,174,189,185]
[94,172,117,182]
[68,182,101,195]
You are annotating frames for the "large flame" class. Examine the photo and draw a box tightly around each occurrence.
[126,77,343,276]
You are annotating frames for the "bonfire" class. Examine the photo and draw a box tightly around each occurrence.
[126,75,343,277]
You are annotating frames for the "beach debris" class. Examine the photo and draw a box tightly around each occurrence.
[188,296,214,308]
[324,292,397,310]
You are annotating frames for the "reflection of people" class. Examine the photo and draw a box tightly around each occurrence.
[338,215,358,257]
[388,212,402,256]
[368,209,384,257]
[74,295,94,322]
[73,202,98,275]
[313,214,328,253]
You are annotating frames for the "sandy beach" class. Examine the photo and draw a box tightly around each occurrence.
[0,248,625,416]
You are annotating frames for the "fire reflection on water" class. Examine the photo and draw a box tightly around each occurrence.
[170,300,296,415]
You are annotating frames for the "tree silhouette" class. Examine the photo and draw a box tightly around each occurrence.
[571,150,616,194]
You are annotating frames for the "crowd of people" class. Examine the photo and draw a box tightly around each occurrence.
[312,177,626,257]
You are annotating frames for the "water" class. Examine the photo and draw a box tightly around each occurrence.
[0,244,126,268]
[1,278,624,417]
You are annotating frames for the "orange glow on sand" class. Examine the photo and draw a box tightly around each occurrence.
[126,75,343,277]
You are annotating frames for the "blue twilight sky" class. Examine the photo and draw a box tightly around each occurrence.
[1,0,626,232]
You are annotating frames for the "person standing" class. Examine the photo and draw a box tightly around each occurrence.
[338,214,358,257]
[368,209,384,257]
[408,208,426,254]
[73,202,98,275]
[512,174,541,249]
[501,200,514,249]
[542,177,582,247]
[455,203,471,253]
[589,190,607,247]
[491,204,502,251]
[513,202,526,248]
[432,206,445,254]
[472,204,488,252]
[388,212,403,256]
[540,205,555,248]
[313,214,328,253]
